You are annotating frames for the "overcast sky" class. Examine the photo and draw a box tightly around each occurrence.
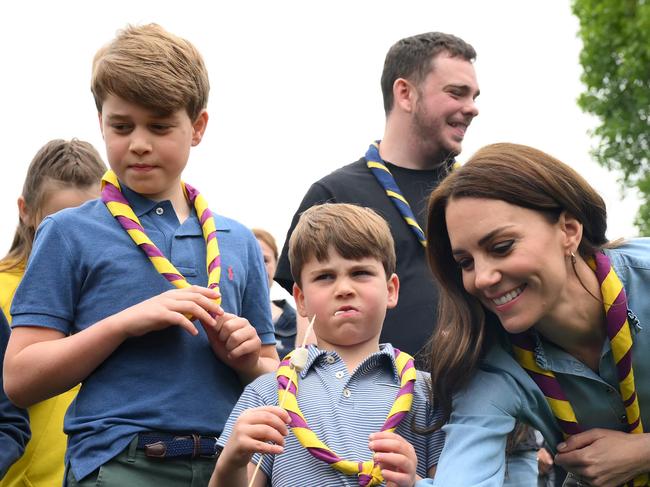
[0,0,641,258]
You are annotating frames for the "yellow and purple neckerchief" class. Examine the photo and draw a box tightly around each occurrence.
[510,251,647,486]
[276,348,416,486]
[100,170,222,304]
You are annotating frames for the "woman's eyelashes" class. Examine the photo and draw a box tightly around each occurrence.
[455,239,516,271]
[492,239,515,255]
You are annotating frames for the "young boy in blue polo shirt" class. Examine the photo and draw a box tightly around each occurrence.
[4,24,278,486]
[211,203,443,487]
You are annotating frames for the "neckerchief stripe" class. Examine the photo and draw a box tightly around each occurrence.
[277,348,415,486]
[512,250,647,485]
[365,141,426,247]
[101,170,221,304]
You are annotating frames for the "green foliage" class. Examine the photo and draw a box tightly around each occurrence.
[572,0,650,235]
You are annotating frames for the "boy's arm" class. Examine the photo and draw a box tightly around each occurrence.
[4,285,222,407]
[201,313,279,384]
[203,226,279,383]
[211,406,289,487]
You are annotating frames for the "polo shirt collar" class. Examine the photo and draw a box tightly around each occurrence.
[119,182,232,236]
[299,343,401,382]
[121,183,160,217]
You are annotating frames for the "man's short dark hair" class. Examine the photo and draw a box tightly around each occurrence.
[381,32,476,115]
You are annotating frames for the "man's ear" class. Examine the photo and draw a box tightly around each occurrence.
[558,211,583,255]
[393,78,417,114]
[293,283,308,317]
[386,273,399,310]
[191,110,209,146]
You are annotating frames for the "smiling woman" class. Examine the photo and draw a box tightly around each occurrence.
[416,143,650,487]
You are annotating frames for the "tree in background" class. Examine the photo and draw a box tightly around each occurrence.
[572,0,650,235]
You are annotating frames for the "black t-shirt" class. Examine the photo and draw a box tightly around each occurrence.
[275,157,450,362]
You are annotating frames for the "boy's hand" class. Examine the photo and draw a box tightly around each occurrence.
[219,406,290,469]
[115,285,222,338]
[369,431,417,487]
[202,312,262,373]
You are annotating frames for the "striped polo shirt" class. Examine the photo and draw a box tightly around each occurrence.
[218,343,444,486]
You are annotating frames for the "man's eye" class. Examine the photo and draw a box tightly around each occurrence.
[111,124,131,132]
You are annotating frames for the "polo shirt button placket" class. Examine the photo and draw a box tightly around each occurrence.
[343,388,351,398]
[335,371,344,379]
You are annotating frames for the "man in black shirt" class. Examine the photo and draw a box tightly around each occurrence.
[275,32,480,363]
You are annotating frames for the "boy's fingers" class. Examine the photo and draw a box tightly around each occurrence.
[213,312,238,334]
[167,312,199,336]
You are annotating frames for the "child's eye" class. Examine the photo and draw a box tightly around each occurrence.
[352,270,373,277]
[314,273,333,281]
[492,240,514,255]
[150,124,171,133]
[111,123,132,133]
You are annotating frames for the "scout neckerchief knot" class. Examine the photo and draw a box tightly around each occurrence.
[365,141,429,247]
[511,250,647,487]
[101,170,222,304]
[276,348,416,486]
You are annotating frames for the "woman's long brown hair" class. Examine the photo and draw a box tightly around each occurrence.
[425,143,608,428]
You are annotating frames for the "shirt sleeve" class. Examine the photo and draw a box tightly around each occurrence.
[217,375,276,476]
[241,230,276,345]
[0,313,30,476]
[425,369,521,487]
[275,182,335,294]
[11,218,79,332]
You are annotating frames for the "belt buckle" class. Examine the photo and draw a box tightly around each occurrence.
[143,441,167,458]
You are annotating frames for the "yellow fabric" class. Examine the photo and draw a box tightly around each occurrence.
[0,267,79,487]
[277,349,415,486]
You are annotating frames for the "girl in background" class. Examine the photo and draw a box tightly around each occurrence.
[0,139,105,486]
[252,228,297,358]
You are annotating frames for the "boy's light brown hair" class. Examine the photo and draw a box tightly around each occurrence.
[289,203,396,287]
[91,23,209,121]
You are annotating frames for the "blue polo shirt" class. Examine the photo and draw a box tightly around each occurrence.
[218,343,444,485]
[0,311,30,478]
[418,238,650,487]
[11,185,275,481]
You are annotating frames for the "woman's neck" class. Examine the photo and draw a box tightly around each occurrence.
[535,257,607,371]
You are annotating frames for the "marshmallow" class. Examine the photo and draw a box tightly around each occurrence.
[290,347,309,371]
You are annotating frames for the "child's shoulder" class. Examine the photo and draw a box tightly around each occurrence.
[43,197,105,226]
[238,369,280,404]
[209,212,259,249]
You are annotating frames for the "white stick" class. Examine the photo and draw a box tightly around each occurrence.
[300,315,316,350]
[247,316,315,487]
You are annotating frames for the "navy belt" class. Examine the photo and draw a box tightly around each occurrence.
[137,432,221,458]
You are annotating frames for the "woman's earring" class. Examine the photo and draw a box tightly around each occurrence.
[569,251,577,265]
